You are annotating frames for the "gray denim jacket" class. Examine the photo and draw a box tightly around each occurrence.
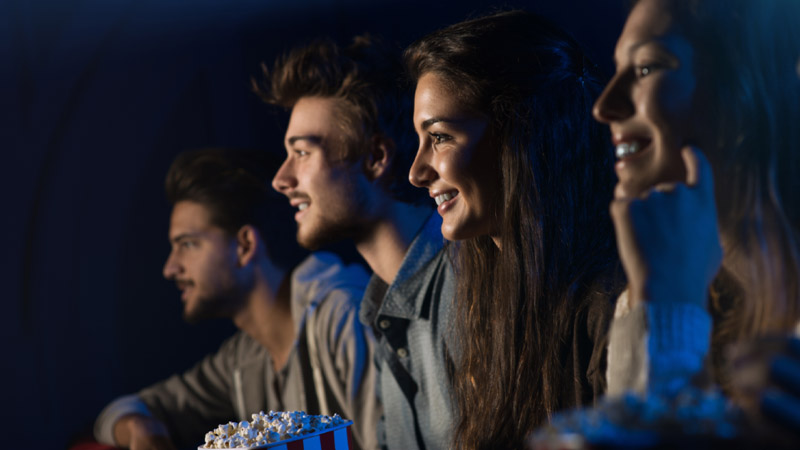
[94,252,380,449]
[360,213,457,450]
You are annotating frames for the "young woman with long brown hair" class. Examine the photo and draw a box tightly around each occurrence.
[405,11,623,449]
[593,0,800,438]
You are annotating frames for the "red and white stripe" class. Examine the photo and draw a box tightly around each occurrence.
[267,426,352,450]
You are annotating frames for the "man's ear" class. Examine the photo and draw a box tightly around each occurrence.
[363,134,395,181]
[236,225,260,267]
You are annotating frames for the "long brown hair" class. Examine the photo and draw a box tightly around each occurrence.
[405,11,621,449]
[657,0,800,387]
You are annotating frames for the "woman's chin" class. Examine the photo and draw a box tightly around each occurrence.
[614,181,639,199]
[441,221,495,243]
[614,174,660,199]
[440,227,463,242]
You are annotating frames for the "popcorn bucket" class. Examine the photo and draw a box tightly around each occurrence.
[198,420,353,450]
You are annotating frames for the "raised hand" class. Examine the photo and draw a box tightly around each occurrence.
[610,146,723,308]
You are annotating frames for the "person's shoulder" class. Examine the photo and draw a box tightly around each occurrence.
[585,288,616,318]
[297,252,371,318]
[217,330,268,366]
[577,272,625,334]
[293,252,370,291]
[220,329,254,347]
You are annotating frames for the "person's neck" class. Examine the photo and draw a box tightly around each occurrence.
[355,200,432,285]
[233,265,295,371]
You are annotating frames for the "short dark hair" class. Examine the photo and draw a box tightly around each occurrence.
[165,148,307,271]
[253,34,425,205]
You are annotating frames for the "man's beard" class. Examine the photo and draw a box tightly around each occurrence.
[182,286,244,324]
[297,222,365,251]
[296,210,370,250]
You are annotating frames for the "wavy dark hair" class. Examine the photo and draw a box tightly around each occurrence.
[165,148,307,272]
[253,35,425,205]
[405,10,622,449]
[645,0,800,390]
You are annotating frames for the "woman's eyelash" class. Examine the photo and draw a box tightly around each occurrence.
[429,133,452,144]
[634,61,668,78]
[635,64,654,77]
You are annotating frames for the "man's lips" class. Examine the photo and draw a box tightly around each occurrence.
[289,198,310,209]
[288,195,312,220]
[175,280,194,301]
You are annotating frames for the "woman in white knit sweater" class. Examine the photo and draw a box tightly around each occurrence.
[592,0,800,436]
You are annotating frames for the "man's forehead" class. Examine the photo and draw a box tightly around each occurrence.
[285,96,343,142]
[168,201,214,239]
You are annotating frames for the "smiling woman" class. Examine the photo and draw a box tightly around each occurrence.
[410,72,497,242]
[599,0,800,388]
[405,10,623,449]
[591,0,800,443]
[593,3,707,199]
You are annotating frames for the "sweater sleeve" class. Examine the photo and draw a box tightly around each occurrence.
[645,301,712,395]
[310,287,381,450]
[93,394,153,445]
[606,290,712,397]
[94,333,243,448]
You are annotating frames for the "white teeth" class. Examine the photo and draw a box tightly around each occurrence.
[297,202,308,211]
[435,192,456,206]
[615,141,641,160]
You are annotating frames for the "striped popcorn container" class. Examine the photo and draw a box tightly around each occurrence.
[198,421,353,450]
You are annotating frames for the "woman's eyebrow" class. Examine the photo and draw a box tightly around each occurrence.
[420,117,472,130]
[615,38,663,66]
[420,117,444,130]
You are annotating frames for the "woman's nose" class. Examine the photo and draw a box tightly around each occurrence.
[593,72,634,124]
[409,144,437,188]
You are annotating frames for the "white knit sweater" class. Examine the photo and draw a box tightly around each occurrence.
[605,289,712,397]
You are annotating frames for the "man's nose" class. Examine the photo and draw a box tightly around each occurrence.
[163,251,181,279]
[272,158,297,193]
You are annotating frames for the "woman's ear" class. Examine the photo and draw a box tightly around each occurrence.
[363,134,395,181]
[236,225,260,267]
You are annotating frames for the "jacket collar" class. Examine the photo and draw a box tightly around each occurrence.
[361,212,447,321]
[290,251,370,339]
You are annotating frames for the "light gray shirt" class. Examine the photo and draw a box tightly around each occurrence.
[94,252,379,449]
[360,213,457,450]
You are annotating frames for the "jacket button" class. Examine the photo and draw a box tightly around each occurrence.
[397,348,408,358]
[379,319,391,330]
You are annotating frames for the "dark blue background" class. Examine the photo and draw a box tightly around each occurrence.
[1,0,624,447]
